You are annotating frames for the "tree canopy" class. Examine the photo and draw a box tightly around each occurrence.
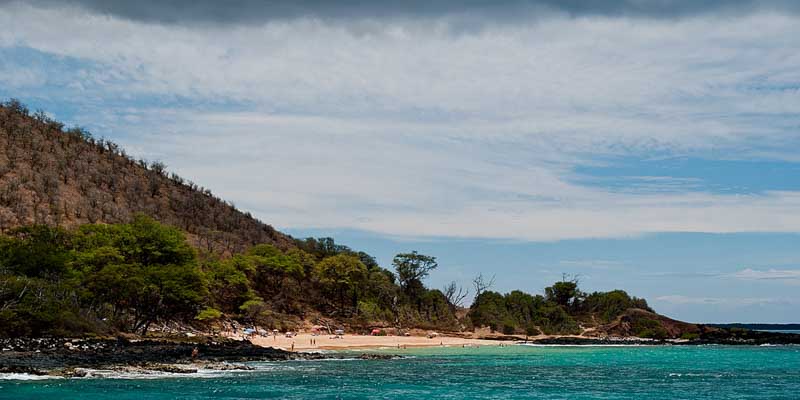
[393,251,437,294]
[0,218,654,338]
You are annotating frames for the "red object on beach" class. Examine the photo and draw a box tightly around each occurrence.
[371,329,381,336]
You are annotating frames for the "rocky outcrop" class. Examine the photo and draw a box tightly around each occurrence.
[0,337,293,370]
[602,308,705,338]
[0,337,405,376]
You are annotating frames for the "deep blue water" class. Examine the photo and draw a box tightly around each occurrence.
[2,345,799,399]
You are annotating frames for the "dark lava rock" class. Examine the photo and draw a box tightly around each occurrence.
[358,353,397,360]
[145,364,198,374]
[0,337,293,370]
[688,330,800,346]
[0,365,49,375]
[202,363,256,371]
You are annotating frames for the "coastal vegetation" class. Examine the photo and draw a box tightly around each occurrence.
[0,215,654,338]
[468,279,651,335]
[0,216,454,336]
[0,99,691,340]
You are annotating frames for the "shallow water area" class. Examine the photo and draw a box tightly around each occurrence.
[2,345,799,399]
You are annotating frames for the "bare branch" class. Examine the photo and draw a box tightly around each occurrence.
[443,281,469,309]
[472,273,496,298]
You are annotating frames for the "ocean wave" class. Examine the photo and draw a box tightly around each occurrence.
[74,366,279,380]
[668,372,726,378]
[0,363,291,381]
[73,368,237,380]
[0,373,63,381]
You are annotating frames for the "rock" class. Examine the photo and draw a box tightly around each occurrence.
[0,365,49,375]
[60,368,89,378]
[201,362,255,371]
[358,353,396,360]
[145,364,198,374]
[0,337,295,371]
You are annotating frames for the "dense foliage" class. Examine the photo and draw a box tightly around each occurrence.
[468,280,652,335]
[0,217,462,337]
[0,217,654,338]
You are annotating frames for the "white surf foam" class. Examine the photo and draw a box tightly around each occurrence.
[0,373,63,381]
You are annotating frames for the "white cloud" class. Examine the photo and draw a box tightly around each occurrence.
[731,268,800,282]
[2,4,800,240]
[558,260,625,270]
[0,64,46,87]
[655,295,798,306]
[114,110,800,241]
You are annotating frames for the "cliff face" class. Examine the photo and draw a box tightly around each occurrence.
[0,100,293,253]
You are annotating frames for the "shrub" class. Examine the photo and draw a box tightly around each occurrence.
[196,307,223,321]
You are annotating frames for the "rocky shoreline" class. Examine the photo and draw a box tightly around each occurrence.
[0,337,395,377]
[526,330,800,346]
[3,331,798,378]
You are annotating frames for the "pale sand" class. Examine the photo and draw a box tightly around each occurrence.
[240,332,509,351]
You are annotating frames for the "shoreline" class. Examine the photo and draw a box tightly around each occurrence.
[2,331,799,378]
[0,337,396,378]
[240,330,800,351]
[246,332,508,351]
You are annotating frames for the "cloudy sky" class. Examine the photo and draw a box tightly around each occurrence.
[2,0,800,322]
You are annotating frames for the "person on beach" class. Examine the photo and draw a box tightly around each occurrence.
[191,347,199,359]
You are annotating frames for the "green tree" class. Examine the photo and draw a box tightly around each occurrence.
[468,291,509,332]
[72,216,206,334]
[0,225,71,278]
[545,280,580,308]
[316,254,367,314]
[248,244,305,313]
[133,263,206,334]
[393,251,437,298]
[505,290,538,329]
[206,256,258,314]
[418,289,458,329]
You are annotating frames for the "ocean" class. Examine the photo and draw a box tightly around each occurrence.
[2,345,799,399]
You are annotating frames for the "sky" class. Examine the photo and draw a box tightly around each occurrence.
[1,0,799,323]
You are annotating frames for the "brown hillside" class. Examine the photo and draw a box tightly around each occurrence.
[0,100,293,253]
[603,308,713,338]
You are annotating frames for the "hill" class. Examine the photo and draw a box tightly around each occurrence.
[1,100,794,345]
[0,99,292,254]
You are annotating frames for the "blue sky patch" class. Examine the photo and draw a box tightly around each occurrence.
[571,156,800,195]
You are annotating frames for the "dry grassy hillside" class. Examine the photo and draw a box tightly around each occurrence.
[0,100,293,253]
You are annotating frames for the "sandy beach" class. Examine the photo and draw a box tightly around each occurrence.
[243,333,507,351]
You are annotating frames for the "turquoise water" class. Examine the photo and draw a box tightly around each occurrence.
[2,345,799,399]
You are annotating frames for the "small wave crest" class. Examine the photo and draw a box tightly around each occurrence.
[0,363,292,381]
[0,373,63,381]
